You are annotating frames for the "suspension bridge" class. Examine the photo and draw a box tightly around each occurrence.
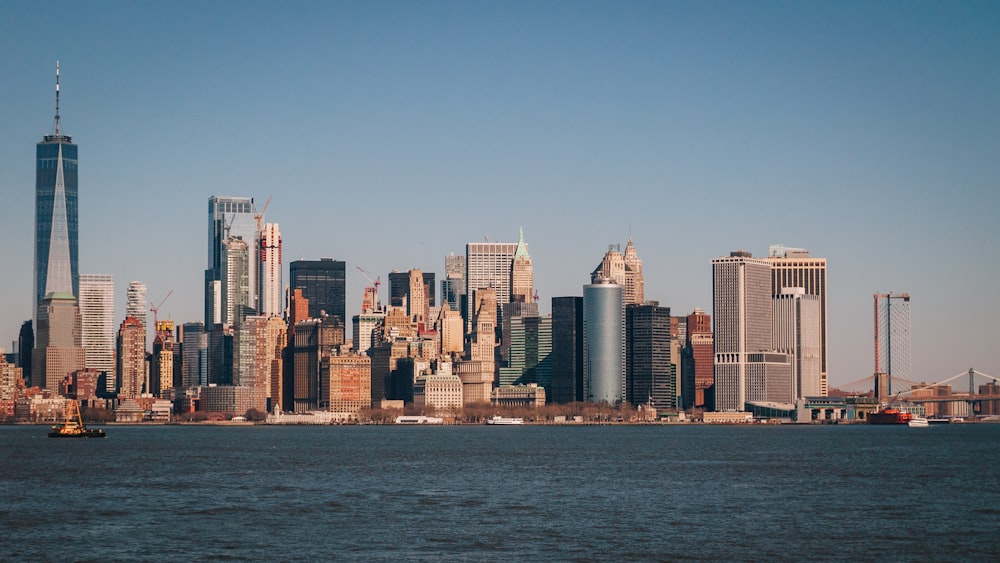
[835,368,1000,417]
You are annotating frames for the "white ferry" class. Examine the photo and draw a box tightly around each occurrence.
[907,416,929,428]
[486,415,524,425]
[395,415,444,425]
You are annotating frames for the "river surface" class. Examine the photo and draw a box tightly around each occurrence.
[2,423,998,561]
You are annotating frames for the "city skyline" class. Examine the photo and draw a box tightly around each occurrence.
[1,2,998,389]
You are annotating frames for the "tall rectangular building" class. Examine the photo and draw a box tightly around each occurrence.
[289,259,346,326]
[583,279,625,405]
[257,223,282,317]
[772,288,822,399]
[465,240,518,332]
[34,63,79,319]
[551,296,583,403]
[78,275,116,392]
[767,245,828,396]
[442,253,466,312]
[712,251,789,411]
[626,303,673,409]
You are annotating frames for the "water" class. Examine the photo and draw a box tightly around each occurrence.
[2,424,998,561]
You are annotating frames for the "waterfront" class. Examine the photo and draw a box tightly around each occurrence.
[2,424,998,561]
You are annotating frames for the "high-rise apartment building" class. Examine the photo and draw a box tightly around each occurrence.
[150,320,175,396]
[126,281,148,342]
[206,196,257,325]
[767,245,828,395]
[34,63,79,320]
[117,316,146,398]
[257,223,282,317]
[550,296,584,404]
[180,322,208,388]
[874,292,911,397]
[289,259,346,326]
[78,275,116,392]
[591,238,644,305]
[583,279,626,404]
[626,303,673,409]
[712,251,791,411]
[222,237,252,326]
[465,239,518,332]
[773,288,821,399]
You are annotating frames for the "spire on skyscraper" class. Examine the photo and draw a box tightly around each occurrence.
[54,61,61,136]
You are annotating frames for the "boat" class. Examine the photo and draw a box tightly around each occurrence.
[486,415,524,425]
[867,406,913,425]
[48,399,106,438]
[907,417,929,428]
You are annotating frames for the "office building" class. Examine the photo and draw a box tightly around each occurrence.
[874,292,911,397]
[264,316,287,412]
[499,313,552,389]
[206,196,257,325]
[326,351,372,417]
[583,279,625,404]
[31,293,86,394]
[626,303,673,409]
[767,245,828,395]
[353,310,386,356]
[550,296,584,404]
[150,320,175,397]
[591,238,644,306]
[18,321,33,387]
[289,259,346,325]
[257,223,282,317]
[773,288,821,399]
[117,316,146,398]
[713,251,791,411]
[511,228,534,305]
[34,62,79,320]
[180,322,208,388]
[465,238,518,332]
[78,275,115,392]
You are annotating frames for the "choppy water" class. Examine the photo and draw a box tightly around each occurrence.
[2,423,999,561]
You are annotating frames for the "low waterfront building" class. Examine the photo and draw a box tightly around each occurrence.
[413,371,463,412]
[491,383,546,408]
[199,385,266,415]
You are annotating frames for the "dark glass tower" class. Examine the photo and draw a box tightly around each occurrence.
[550,296,583,403]
[626,303,672,409]
[289,259,346,326]
[34,62,79,314]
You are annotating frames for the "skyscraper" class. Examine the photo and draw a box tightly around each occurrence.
[550,296,584,403]
[465,238,518,332]
[712,251,791,411]
[180,322,208,388]
[591,238,644,306]
[583,279,626,404]
[511,227,534,305]
[257,223,282,317]
[222,237,252,326]
[773,288,821,399]
[767,245,828,395]
[442,253,466,313]
[682,308,714,410]
[626,303,672,409]
[874,292,911,397]
[206,196,256,325]
[32,293,86,393]
[34,62,79,318]
[289,259,346,326]
[117,316,146,398]
[78,275,116,393]
[126,281,147,340]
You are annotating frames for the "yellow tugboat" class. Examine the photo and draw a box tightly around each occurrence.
[48,399,106,438]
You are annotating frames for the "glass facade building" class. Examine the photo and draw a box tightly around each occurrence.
[583,280,625,405]
[34,134,79,313]
[289,259,347,326]
[205,196,257,325]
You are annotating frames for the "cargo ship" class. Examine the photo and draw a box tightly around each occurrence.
[49,399,106,438]
[867,406,913,425]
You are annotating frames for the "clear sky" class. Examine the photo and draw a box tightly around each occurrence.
[2,0,998,389]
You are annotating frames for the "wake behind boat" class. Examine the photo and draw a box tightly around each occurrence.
[486,415,524,425]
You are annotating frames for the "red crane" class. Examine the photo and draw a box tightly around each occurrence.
[355,266,381,304]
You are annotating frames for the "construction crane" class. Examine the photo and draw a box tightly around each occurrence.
[254,195,272,232]
[355,266,381,305]
[149,290,173,331]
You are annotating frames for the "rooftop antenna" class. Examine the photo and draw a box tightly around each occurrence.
[54,61,61,135]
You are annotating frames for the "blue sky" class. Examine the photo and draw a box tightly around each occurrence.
[1,1,998,389]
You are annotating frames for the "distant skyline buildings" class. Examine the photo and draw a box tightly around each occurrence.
[205,196,256,326]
